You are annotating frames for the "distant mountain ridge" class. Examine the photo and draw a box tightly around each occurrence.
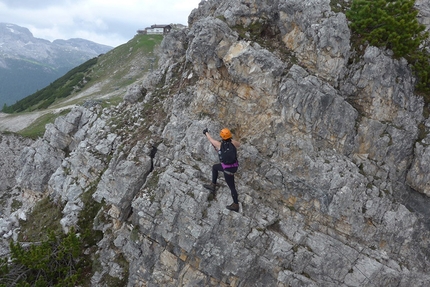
[0,23,112,108]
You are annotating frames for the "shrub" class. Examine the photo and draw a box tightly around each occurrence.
[346,0,430,93]
[346,0,427,57]
[0,229,83,287]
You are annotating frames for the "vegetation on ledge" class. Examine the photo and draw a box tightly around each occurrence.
[346,0,430,94]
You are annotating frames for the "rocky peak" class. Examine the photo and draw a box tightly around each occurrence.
[2,1,430,286]
[0,23,112,63]
[0,23,39,43]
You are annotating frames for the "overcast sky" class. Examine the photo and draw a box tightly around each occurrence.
[0,0,201,47]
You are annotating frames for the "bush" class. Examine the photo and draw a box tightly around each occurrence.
[0,229,83,287]
[346,0,430,93]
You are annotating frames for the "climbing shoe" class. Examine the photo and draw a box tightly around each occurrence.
[203,183,217,193]
[226,203,239,212]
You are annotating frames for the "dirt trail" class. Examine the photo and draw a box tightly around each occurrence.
[0,112,43,132]
[0,105,77,133]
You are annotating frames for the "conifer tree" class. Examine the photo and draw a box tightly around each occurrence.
[346,0,427,58]
[346,0,430,93]
[0,229,82,287]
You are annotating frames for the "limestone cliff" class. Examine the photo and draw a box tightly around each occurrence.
[2,0,430,286]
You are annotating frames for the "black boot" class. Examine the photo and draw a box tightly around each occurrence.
[226,203,239,212]
[203,182,217,193]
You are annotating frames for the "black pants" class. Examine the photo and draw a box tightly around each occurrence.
[212,163,238,204]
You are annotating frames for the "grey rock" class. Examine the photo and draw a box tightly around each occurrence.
[186,17,238,77]
[279,64,358,155]
[16,139,64,192]
[279,0,351,84]
[3,1,430,286]
[94,141,153,221]
[416,0,430,28]
[123,85,147,103]
[0,134,33,191]
[407,141,430,196]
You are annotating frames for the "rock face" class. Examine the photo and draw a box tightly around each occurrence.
[0,134,33,192]
[0,134,34,254]
[2,0,430,286]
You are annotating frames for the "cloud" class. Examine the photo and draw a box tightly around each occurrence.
[0,0,201,47]
[1,0,68,9]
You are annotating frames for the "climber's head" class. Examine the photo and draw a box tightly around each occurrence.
[220,128,232,140]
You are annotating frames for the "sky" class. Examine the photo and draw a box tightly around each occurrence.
[0,0,202,47]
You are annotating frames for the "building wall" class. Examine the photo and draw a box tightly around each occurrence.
[147,28,164,34]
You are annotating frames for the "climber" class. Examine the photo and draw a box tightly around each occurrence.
[202,127,241,212]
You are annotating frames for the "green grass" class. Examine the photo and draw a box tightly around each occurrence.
[17,109,70,139]
[15,182,108,285]
[18,196,64,242]
[17,113,58,139]
[86,34,163,94]
[3,34,163,126]
[1,34,163,136]
[330,0,350,13]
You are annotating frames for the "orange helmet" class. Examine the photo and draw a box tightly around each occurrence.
[220,128,232,140]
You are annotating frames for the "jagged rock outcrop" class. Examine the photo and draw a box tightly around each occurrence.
[2,0,430,286]
[0,134,33,192]
[416,0,430,27]
[0,134,34,255]
[93,141,153,221]
[407,116,430,196]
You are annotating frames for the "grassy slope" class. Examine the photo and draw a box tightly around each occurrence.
[0,34,163,138]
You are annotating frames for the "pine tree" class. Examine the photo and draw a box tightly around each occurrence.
[0,229,83,287]
[347,0,427,58]
[346,0,430,92]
